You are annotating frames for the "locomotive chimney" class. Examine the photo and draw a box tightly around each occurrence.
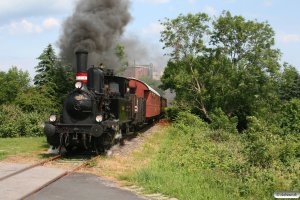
[75,50,88,84]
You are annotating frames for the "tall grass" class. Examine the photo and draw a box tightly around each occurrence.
[126,112,299,200]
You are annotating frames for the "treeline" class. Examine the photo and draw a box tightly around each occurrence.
[0,44,74,137]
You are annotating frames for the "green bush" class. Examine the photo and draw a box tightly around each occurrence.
[20,112,46,137]
[15,88,57,113]
[175,111,207,128]
[165,106,181,121]
[0,104,24,137]
[246,139,274,168]
[209,108,238,134]
[279,144,296,165]
[0,104,45,137]
[280,98,300,135]
[208,129,231,142]
[244,116,278,168]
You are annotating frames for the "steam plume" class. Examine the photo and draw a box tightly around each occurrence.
[58,0,131,69]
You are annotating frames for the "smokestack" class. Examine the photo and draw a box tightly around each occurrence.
[75,50,88,84]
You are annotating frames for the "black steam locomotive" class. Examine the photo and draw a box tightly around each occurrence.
[44,51,166,154]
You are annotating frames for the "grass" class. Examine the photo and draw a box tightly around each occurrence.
[124,128,246,200]
[88,126,167,180]
[120,112,299,200]
[0,137,47,160]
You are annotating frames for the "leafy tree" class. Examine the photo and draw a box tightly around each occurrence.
[0,67,30,105]
[280,98,300,134]
[279,63,300,100]
[115,44,130,76]
[14,87,57,113]
[160,13,210,60]
[160,11,281,129]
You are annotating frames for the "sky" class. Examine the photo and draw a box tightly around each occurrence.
[0,0,300,78]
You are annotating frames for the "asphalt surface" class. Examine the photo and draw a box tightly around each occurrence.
[29,173,146,200]
[0,162,66,200]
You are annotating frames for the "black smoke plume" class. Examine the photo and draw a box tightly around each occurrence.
[58,0,131,69]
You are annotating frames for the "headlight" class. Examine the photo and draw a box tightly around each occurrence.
[49,115,56,122]
[75,81,83,89]
[96,115,103,122]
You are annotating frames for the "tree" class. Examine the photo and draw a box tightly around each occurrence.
[34,44,57,87]
[160,13,212,121]
[0,67,30,105]
[14,87,57,113]
[34,44,75,109]
[279,63,300,100]
[280,98,300,134]
[160,11,282,129]
[160,13,210,60]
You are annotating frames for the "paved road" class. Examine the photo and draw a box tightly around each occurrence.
[29,173,146,200]
[0,162,66,200]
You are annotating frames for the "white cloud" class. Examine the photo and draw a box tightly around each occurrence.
[203,6,217,16]
[279,34,300,43]
[2,17,60,35]
[43,17,60,29]
[0,0,76,25]
[8,19,42,34]
[142,22,164,35]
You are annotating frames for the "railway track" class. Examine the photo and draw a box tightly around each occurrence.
[0,154,99,200]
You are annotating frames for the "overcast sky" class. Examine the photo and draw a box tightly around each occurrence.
[0,0,300,77]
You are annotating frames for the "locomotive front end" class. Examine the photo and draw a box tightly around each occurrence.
[44,50,111,153]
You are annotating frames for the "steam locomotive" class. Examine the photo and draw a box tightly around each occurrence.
[44,51,167,153]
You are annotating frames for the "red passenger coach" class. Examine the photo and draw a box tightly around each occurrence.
[128,78,161,119]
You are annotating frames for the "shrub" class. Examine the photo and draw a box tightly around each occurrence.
[279,143,298,165]
[244,116,278,168]
[246,139,274,168]
[0,104,24,137]
[20,112,46,137]
[175,111,207,128]
[15,88,57,113]
[209,108,238,134]
[0,104,46,137]
[208,129,230,142]
[280,98,300,135]
[165,106,181,121]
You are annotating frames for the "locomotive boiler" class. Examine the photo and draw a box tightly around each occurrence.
[44,51,166,154]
